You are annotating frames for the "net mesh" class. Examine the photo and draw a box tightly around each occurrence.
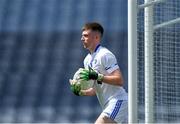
[137,0,180,122]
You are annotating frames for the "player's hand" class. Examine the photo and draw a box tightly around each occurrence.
[79,66,104,81]
[69,79,82,96]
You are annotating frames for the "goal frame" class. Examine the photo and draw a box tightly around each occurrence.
[128,0,180,123]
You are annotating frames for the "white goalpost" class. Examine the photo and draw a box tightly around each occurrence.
[128,0,138,123]
[128,0,180,123]
[144,0,154,123]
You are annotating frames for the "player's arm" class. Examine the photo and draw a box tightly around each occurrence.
[101,68,123,86]
[81,88,96,96]
[79,67,124,86]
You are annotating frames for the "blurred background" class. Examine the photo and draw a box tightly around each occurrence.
[0,0,127,123]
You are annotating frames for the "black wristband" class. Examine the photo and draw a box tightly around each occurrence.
[89,72,98,80]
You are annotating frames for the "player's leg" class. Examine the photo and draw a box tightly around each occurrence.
[96,99,128,124]
[95,113,117,124]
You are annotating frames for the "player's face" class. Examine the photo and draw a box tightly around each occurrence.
[81,29,96,51]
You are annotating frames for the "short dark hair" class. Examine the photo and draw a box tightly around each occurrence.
[82,22,104,37]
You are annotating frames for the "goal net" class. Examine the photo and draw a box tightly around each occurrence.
[137,0,180,123]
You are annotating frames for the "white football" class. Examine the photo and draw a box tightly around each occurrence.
[72,68,94,90]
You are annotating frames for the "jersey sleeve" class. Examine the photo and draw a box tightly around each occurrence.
[102,52,119,74]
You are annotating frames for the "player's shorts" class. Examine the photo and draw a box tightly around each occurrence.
[102,99,128,123]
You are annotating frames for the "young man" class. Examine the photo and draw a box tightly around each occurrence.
[70,22,128,123]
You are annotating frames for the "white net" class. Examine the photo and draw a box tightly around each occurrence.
[137,0,180,122]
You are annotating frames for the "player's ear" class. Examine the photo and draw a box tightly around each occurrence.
[96,35,99,40]
[94,34,100,41]
[97,32,102,40]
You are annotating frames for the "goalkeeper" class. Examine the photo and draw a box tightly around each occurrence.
[70,22,128,123]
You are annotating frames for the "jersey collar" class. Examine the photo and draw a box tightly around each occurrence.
[90,44,101,55]
[94,44,101,53]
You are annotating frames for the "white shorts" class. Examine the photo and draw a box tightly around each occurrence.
[102,99,128,123]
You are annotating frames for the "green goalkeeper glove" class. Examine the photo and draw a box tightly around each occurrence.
[79,66,104,82]
[69,79,82,96]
